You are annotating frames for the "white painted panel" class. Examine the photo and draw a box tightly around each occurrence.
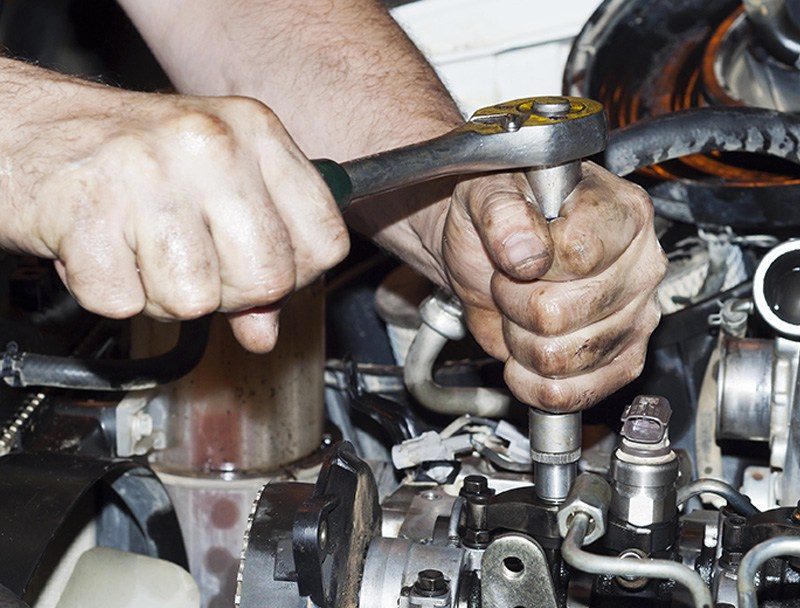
[391,0,603,113]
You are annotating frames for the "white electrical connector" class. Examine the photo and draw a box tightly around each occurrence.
[391,431,474,470]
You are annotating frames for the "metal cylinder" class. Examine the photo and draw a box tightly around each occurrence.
[717,335,774,442]
[131,283,326,608]
[610,452,679,527]
[529,409,582,502]
[534,462,577,503]
[135,284,326,474]
[754,240,800,337]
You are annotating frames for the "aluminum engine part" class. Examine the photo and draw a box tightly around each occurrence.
[481,534,558,608]
[717,335,774,442]
[359,539,465,608]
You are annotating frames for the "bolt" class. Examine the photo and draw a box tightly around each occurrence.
[413,569,448,597]
[461,475,490,497]
[533,97,571,118]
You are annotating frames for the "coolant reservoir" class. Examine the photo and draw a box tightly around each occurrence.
[56,548,199,608]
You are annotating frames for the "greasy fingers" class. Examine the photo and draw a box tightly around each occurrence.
[503,337,651,413]
[18,83,349,352]
[491,226,667,337]
[454,173,552,281]
[441,163,666,412]
[545,162,652,281]
[502,292,660,380]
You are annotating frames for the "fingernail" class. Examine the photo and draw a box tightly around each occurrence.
[504,232,546,269]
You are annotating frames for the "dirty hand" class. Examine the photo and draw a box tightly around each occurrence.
[1,61,348,352]
[440,162,667,412]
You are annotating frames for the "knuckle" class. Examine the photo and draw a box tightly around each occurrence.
[627,181,653,217]
[229,96,281,132]
[529,340,569,377]
[536,379,572,411]
[96,297,145,319]
[527,295,567,336]
[625,344,648,383]
[311,223,350,270]
[231,266,296,307]
[558,229,605,276]
[644,299,662,333]
[171,108,236,151]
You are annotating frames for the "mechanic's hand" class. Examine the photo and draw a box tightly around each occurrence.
[4,70,348,352]
[441,163,666,412]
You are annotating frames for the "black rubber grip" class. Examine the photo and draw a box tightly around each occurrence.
[312,158,353,211]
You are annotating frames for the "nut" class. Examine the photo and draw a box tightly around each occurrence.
[557,473,612,545]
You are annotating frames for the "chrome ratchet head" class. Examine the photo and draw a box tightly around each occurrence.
[466,96,608,220]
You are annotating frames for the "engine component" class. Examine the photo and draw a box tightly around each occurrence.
[610,396,678,529]
[481,534,558,608]
[55,547,200,608]
[738,535,800,608]
[237,442,380,608]
[712,240,800,509]
[0,316,211,391]
[0,452,187,600]
[556,473,612,545]
[404,291,512,417]
[753,239,800,338]
[360,542,464,608]
[561,512,713,608]
[676,478,760,517]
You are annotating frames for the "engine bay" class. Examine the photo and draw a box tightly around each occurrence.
[1,1,800,608]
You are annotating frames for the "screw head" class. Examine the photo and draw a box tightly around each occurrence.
[533,97,571,118]
[414,569,448,597]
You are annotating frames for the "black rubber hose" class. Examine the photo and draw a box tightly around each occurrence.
[1,316,211,391]
[604,106,800,177]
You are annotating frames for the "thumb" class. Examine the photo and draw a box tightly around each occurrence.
[458,172,553,281]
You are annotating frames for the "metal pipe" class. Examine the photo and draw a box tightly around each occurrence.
[738,536,800,608]
[448,496,465,545]
[403,323,511,417]
[677,478,760,517]
[562,512,713,608]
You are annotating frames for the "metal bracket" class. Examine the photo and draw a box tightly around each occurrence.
[481,533,558,608]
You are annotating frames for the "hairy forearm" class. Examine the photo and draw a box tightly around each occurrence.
[118,0,459,280]
[118,0,460,157]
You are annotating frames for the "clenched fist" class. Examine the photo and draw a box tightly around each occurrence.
[1,60,348,351]
[439,163,667,412]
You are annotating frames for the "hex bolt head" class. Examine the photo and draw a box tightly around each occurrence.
[413,569,449,597]
[461,475,490,496]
